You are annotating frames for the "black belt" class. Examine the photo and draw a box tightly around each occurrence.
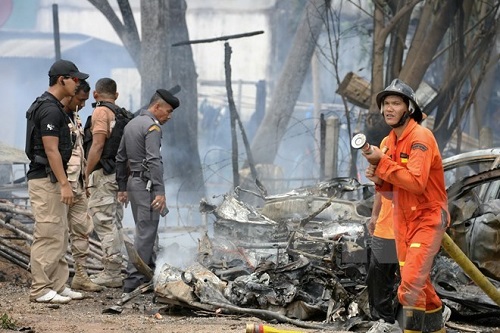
[131,171,142,177]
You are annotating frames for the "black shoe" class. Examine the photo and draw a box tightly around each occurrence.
[122,286,136,294]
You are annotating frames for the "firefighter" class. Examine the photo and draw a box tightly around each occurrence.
[365,137,400,333]
[362,79,449,333]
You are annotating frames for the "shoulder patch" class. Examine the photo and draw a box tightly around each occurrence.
[148,124,161,132]
[400,152,409,164]
[411,143,428,152]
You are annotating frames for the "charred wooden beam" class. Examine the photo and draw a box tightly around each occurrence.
[0,249,29,270]
[0,237,30,258]
[0,202,34,219]
[0,246,29,265]
[172,30,264,46]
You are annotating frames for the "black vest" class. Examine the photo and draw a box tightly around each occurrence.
[25,94,73,169]
[83,101,134,174]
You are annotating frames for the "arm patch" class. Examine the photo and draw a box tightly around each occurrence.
[411,143,428,152]
[148,124,161,132]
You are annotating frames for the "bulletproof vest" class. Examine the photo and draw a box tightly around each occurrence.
[83,101,134,174]
[25,95,73,167]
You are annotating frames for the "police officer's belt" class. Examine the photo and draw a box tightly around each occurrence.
[131,171,142,177]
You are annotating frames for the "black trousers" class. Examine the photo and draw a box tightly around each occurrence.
[366,235,400,323]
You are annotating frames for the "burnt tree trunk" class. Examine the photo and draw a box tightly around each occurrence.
[167,0,206,204]
[251,0,331,165]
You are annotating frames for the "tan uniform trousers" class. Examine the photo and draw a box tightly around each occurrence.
[68,181,92,265]
[28,177,69,300]
[87,169,124,268]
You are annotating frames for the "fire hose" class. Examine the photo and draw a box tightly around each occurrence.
[351,133,500,307]
[441,232,500,306]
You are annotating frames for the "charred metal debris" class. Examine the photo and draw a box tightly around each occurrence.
[1,149,500,330]
[153,149,500,330]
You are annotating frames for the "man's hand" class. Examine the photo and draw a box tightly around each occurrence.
[365,165,382,185]
[367,216,377,235]
[60,182,74,206]
[117,191,129,207]
[362,145,383,165]
[84,173,92,197]
[151,194,166,213]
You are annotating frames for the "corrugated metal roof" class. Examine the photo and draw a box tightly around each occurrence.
[0,30,112,59]
[0,141,28,164]
[0,37,90,58]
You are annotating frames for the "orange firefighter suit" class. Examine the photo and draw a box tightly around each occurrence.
[375,119,449,322]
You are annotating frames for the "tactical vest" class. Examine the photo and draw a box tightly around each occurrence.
[25,95,73,169]
[83,101,134,175]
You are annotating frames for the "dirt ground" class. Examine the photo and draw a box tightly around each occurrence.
[0,257,347,333]
[1,256,498,333]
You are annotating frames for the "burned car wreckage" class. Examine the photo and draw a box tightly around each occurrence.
[152,149,500,330]
[0,146,499,331]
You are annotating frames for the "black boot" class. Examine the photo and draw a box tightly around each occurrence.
[422,306,447,333]
[401,307,425,333]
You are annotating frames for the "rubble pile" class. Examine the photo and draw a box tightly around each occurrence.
[153,166,500,330]
[1,149,500,331]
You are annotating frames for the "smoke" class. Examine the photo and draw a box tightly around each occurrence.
[155,236,198,274]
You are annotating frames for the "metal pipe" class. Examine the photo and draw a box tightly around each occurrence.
[236,242,288,249]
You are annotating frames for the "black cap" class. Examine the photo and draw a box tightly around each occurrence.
[156,89,180,109]
[48,59,89,80]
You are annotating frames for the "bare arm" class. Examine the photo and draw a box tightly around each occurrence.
[85,132,106,180]
[42,136,73,205]
[368,192,382,235]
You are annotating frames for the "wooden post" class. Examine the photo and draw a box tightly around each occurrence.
[52,4,61,61]
[320,114,326,180]
[312,50,323,171]
[480,127,493,149]
[324,116,339,179]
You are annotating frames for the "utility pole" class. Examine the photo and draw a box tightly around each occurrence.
[52,4,61,61]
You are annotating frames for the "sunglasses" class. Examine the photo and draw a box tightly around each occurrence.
[63,76,79,84]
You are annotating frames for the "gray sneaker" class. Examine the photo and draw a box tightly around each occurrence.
[366,319,402,333]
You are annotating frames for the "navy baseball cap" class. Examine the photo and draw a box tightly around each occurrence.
[49,59,89,80]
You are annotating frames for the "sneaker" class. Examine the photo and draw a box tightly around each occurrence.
[442,305,451,323]
[366,319,402,333]
[34,290,71,304]
[59,287,84,300]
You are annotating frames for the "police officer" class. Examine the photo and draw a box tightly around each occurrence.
[116,89,180,293]
[25,59,88,303]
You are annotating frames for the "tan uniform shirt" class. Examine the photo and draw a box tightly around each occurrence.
[66,111,85,189]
